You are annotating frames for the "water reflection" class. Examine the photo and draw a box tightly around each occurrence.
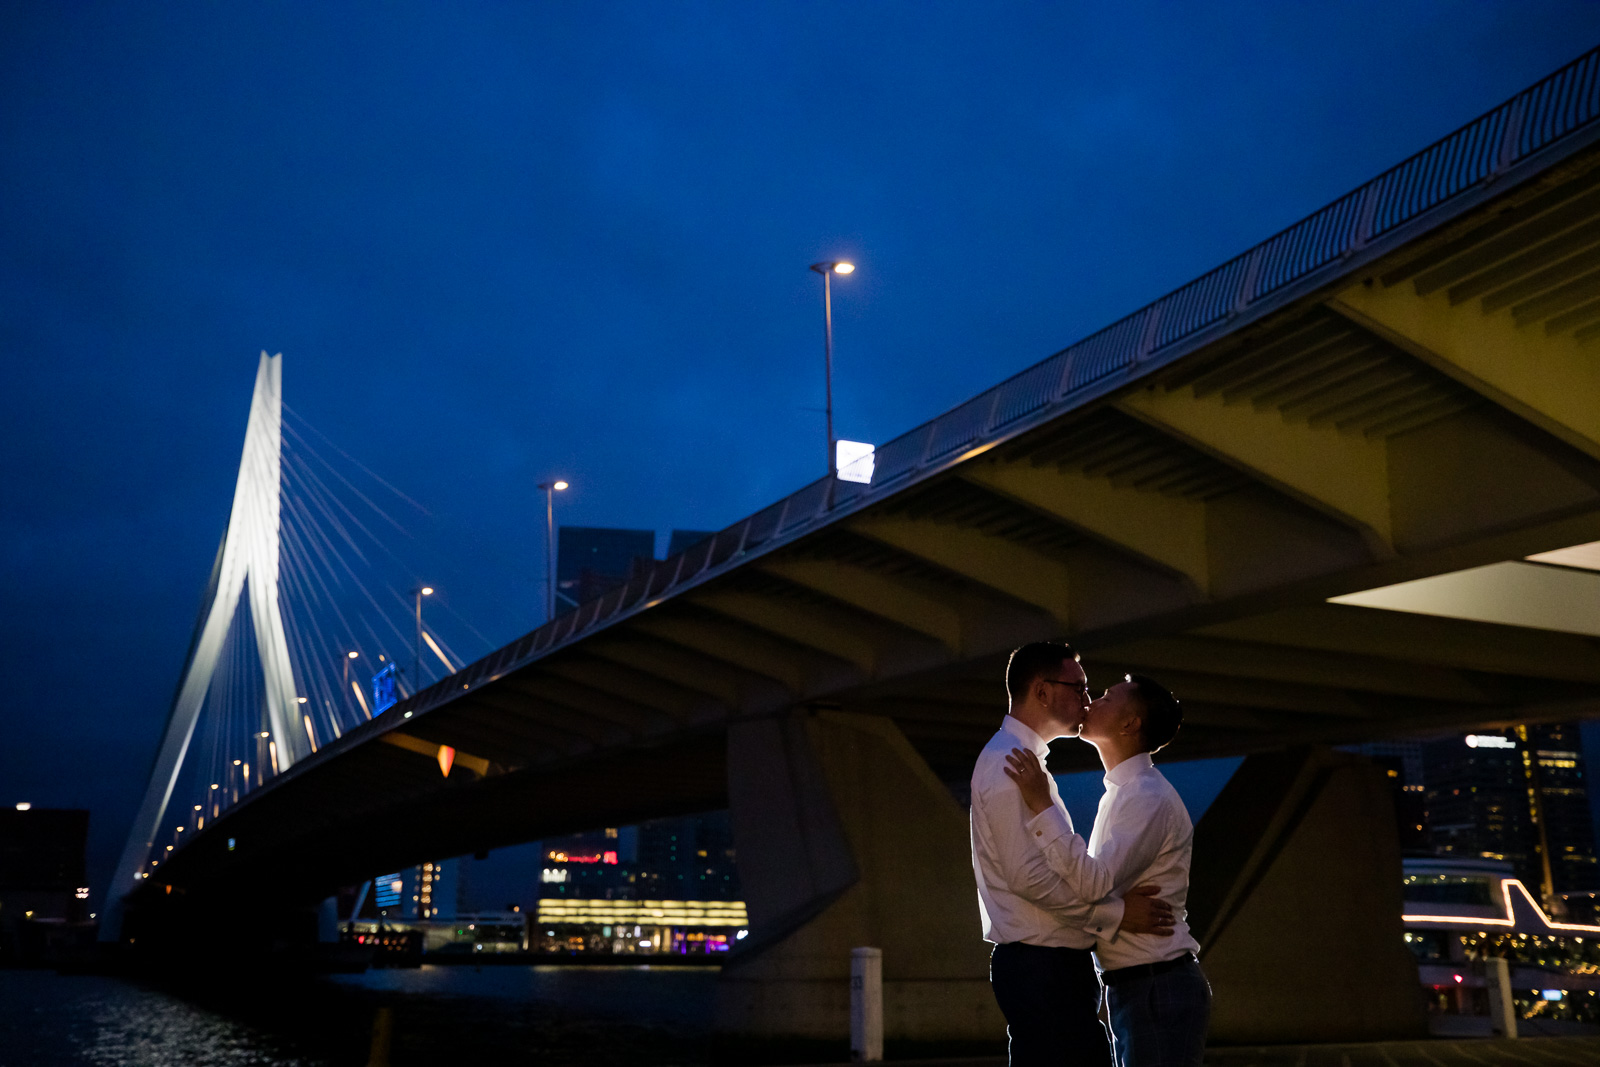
[0,965,717,1066]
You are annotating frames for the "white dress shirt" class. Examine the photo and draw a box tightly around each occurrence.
[970,716,1125,947]
[1028,751,1200,970]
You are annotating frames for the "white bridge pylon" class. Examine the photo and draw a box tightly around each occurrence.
[107,352,308,927]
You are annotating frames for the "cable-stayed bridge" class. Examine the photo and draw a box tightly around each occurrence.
[115,47,1600,1044]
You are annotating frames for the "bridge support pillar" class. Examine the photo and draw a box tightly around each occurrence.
[1188,746,1427,1043]
[718,709,1003,1042]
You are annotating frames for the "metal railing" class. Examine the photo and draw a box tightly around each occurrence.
[398,44,1600,723]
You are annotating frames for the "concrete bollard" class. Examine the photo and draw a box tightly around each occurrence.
[1485,957,1518,1039]
[851,946,883,1062]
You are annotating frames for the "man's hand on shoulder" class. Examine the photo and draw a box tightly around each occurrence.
[1119,884,1174,936]
[1003,747,1053,815]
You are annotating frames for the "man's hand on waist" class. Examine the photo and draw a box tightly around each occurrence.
[1118,884,1174,936]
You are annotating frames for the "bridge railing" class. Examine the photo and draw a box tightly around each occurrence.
[396,45,1600,721]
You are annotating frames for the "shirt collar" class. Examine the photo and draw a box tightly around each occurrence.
[1105,751,1154,788]
[1002,714,1051,758]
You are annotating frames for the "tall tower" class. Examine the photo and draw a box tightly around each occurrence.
[104,353,305,936]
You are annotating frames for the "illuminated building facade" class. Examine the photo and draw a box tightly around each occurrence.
[1403,857,1600,1025]
[536,812,744,955]
[1422,725,1599,911]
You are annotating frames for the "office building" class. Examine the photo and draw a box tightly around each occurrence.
[556,526,655,607]
[1422,725,1599,911]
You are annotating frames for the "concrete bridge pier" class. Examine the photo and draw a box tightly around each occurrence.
[718,709,1005,1041]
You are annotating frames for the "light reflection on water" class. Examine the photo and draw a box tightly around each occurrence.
[0,965,718,1066]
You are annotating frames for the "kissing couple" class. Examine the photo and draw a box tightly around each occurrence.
[970,641,1210,1067]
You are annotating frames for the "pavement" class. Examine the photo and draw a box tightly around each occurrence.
[800,1035,1600,1066]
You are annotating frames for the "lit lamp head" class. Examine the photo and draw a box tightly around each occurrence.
[809,260,855,276]
[538,480,569,492]
[421,586,433,596]
[347,651,359,660]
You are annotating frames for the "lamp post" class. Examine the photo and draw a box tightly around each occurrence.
[343,650,358,700]
[808,260,855,475]
[537,480,569,622]
[411,586,433,687]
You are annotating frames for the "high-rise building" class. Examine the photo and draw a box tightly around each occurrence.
[556,526,655,607]
[1422,724,1599,911]
[666,529,714,557]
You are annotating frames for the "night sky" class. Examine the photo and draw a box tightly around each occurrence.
[5,4,1600,909]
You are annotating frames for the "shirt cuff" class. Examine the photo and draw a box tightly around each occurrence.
[1025,805,1072,849]
[1088,895,1125,942]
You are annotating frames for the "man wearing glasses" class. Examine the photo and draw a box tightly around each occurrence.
[970,641,1175,1066]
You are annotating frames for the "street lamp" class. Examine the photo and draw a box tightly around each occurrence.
[537,480,569,622]
[412,586,433,686]
[808,261,855,476]
[343,650,359,709]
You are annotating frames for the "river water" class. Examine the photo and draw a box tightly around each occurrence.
[0,965,750,1066]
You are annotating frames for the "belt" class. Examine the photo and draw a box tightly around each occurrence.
[1099,952,1196,986]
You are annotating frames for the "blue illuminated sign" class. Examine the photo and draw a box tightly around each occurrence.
[372,663,398,714]
[375,873,402,910]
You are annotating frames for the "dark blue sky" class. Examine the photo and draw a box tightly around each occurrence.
[5,3,1600,904]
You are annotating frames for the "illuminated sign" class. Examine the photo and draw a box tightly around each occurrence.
[540,868,568,884]
[546,850,618,865]
[373,663,398,714]
[1465,735,1515,749]
[375,872,402,909]
[836,440,875,484]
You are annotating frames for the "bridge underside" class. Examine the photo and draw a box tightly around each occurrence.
[142,134,1600,917]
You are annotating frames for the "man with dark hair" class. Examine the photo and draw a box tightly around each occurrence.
[1005,673,1209,1067]
[971,643,1176,1067]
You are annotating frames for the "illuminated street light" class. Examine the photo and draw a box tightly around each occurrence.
[537,480,570,622]
[343,651,360,714]
[808,261,856,476]
[14,802,30,811]
[412,586,434,685]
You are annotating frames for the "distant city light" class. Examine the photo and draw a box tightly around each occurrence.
[835,440,875,484]
[391,880,404,893]
[14,802,30,811]
[75,887,89,900]
[640,940,652,948]
[1544,989,1564,1001]
[1466,735,1515,749]
[1453,974,1464,983]
[227,837,236,851]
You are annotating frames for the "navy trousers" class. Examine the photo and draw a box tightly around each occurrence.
[1104,956,1211,1067]
[990,942,1112,1067]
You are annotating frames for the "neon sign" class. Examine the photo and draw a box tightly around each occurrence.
[546,850,619,865]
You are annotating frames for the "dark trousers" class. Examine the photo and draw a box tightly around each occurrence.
[1104,957,1211,1067]
[990,941,1112,1067]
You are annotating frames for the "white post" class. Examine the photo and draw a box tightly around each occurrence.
[1485,956,1518,1039]
[851,946,883,1062]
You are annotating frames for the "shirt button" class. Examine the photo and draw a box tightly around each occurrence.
[1034,830,1041,836]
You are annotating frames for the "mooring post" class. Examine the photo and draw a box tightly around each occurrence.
[1485,957,1518,1039]
[851,946,883,1061]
